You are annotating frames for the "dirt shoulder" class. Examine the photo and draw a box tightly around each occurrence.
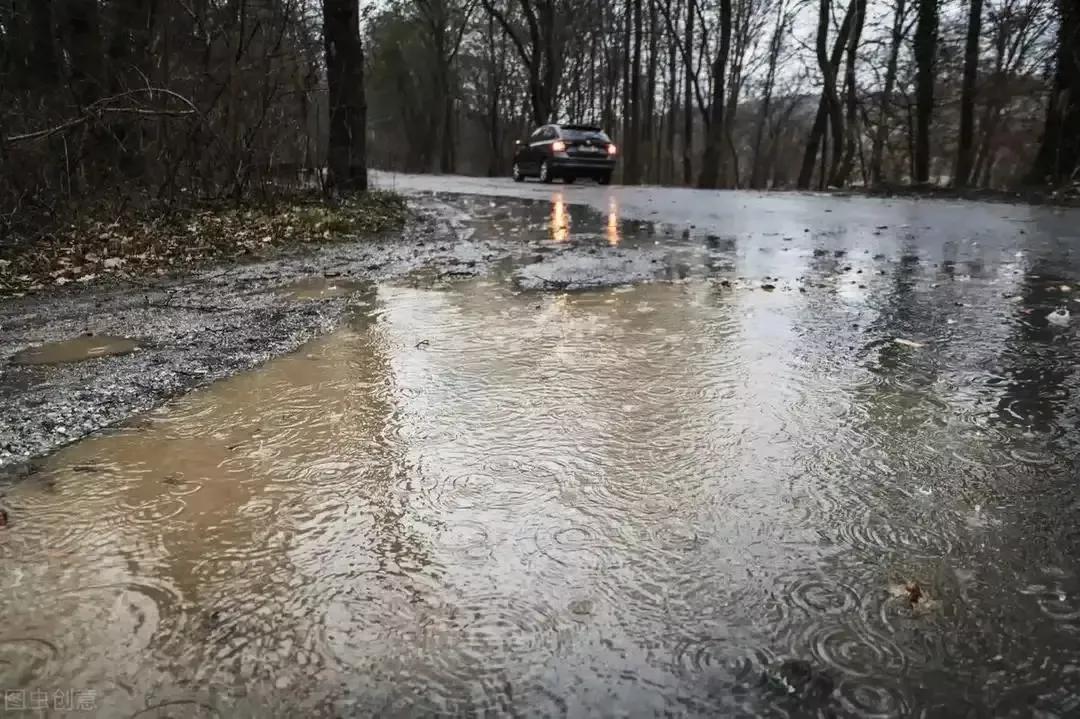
[0,198,501,476]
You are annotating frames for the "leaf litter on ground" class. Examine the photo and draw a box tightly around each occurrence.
[0,191,409,297]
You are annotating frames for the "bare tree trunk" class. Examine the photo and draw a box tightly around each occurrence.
[643,0,658,183]
[1028,0,1080,185]
[621,2,632,175]
[323,0,367,192]
[31,0,59,88]
[913,0,938,183]
[723,0,749,187]
[107,0,157,177]
[682,0,694,184]
[60,0,105,107]
[601,1,615,130]
[819,130,828,190]
[834,0,866,185]
[817,0,845,186]
[697,0,731,189]
[481,0,562,126]
[906,97,916,180]
[796,0,855,189]
[486,14,504,175]
[441,93,455,173]
[870,0,906,185]
[954,0,982,187]
[626,0,643,183]
[667,0,679,183]
[751,1,784,189]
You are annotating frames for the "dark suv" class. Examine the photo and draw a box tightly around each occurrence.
[512,124,617,185]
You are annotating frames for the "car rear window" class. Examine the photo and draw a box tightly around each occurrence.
[560,128,610,142]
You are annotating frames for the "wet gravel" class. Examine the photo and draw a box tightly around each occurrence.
[514,246,671,290]
[0,202,505,473]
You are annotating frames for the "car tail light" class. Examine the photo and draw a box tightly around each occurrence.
[607,143,617,155]
[552,140,566,152]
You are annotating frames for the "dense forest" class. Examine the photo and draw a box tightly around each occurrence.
[369,0,1080,189]
[0,0,1078,238]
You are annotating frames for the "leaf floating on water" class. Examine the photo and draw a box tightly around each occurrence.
[888,580,940,614]
[893,338,924,348]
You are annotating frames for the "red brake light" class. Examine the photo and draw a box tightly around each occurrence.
[552,140,566,152]
[607,143,617,155]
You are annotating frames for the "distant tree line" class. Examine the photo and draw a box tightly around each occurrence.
[367,0,1080,190]
[1,0,1078,241]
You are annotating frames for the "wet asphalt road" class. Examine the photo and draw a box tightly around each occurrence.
[373,170,1079,247]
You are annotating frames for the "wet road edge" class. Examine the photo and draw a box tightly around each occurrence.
[0,201,501,478]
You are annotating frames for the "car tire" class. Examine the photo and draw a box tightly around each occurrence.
[512,162,524,182]
[539,160,553,183]
[564,176,576,184]
[598,172,612,186]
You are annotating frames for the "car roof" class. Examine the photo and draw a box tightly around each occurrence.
[557,124,604,132]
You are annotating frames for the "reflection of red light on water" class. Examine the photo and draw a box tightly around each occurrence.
[551,194,569,242]
[607,199,620,246]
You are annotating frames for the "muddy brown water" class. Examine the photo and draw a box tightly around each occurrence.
[11,336,140,366]
[3,196,1080,716]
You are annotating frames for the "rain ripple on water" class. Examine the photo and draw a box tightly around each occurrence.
[2,249,1080,716]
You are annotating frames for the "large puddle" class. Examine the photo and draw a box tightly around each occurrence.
[3,196,1080,716]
